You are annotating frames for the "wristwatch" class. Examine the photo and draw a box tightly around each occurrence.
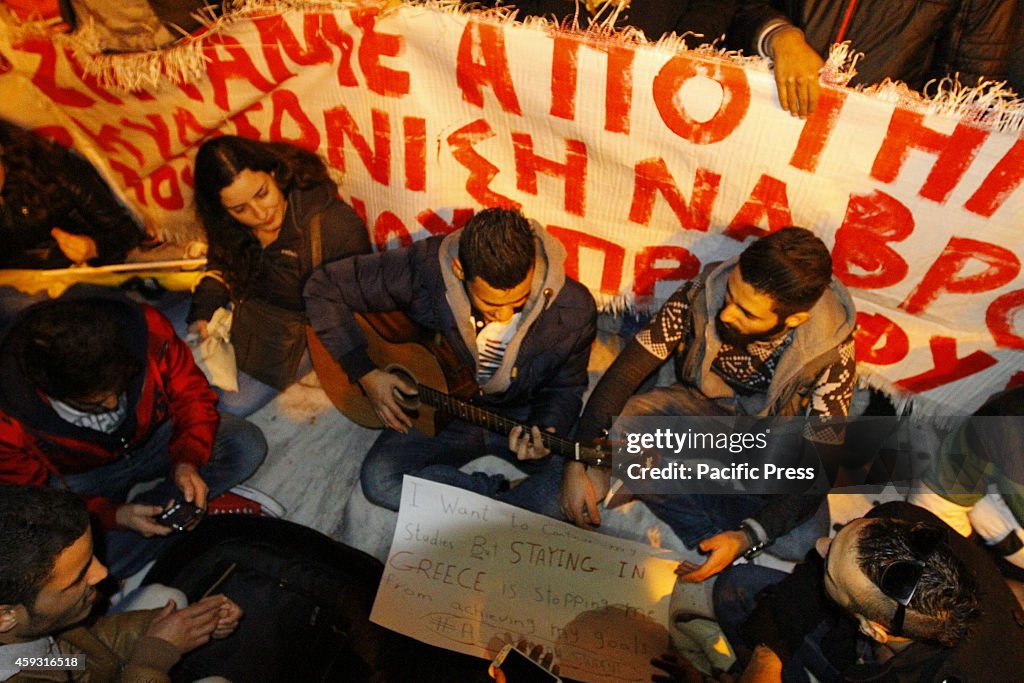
[739,519,771,560]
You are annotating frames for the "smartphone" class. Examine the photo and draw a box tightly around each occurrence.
[156,501,204,533]
[490,645,561,682]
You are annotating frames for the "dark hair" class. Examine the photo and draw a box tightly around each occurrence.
[738,227,832,318]
[17,299,142,401]
[0,485,90,607]
[856,518,979,647]
[193,136,331,295]
[0,120,66,224]
[458,208,536,289]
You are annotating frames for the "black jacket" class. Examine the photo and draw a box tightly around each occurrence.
[0,144,143,269]
[739,502,1024,682]
[729,0,1017,90]
[188,181,370,323]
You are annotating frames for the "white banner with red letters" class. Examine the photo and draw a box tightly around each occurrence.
[0,1,1021,417]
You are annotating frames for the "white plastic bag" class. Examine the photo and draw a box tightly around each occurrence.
[188,307,238,392]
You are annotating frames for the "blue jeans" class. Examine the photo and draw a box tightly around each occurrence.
[360,413,564,518]
[56,412,267,578]
[620,384,827,557]
[215,352,313,417]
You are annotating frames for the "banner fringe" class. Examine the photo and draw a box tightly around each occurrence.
[4,0,1020,131]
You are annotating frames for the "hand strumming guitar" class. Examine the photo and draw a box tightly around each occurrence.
[359,368,416,433]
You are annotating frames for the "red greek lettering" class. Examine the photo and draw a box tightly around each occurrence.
[456,20,522,114]
[832,191,912,289]
[630,159,720,231]
[512,133,587,216]
[351,8,410,97]
[871,109,988,204]
[652,56,749,144]
[323,106,391,186]
[724,174,793,242]
[900,237,1020,315]
[446,119,518,208]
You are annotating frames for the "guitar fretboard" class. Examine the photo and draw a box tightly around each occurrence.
[416,384,607,467]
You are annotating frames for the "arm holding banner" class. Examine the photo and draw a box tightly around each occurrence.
[58,147,146,265]
[728,1,822,117]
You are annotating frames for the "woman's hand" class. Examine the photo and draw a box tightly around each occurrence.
[187,320,211,341]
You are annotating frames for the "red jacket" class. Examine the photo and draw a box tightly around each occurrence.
[0,291,219,529]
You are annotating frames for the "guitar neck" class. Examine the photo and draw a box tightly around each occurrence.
[416,385,607,467]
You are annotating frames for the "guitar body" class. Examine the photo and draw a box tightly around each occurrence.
[308,311,610,467]
[306,311,478,436]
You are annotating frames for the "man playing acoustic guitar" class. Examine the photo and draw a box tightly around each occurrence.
[304,208,596,516]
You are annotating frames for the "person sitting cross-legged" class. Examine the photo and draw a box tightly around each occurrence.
[304,207,597,516]
[0,286,267,579]
[560,227,857,581]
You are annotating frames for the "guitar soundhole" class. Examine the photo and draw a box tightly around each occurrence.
[386,364,422,412]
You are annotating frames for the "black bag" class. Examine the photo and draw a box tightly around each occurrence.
[228,209,326,391]
[231,298,306,391]
[143,516,493,683]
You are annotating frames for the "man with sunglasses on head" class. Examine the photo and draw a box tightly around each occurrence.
[0,285,267,580]
[714,501,1024,682]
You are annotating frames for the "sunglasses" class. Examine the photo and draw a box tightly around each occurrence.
[876,523,946,637]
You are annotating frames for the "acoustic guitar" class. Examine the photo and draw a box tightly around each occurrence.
[307,311,609,468]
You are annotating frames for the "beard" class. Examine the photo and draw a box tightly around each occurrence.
[22,587,97,638]
[715,312,788,347]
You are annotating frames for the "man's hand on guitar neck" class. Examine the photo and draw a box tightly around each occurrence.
[508,425,555,461]
[359,368,416,433]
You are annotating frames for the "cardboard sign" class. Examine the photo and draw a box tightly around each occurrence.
[371,477,679,682]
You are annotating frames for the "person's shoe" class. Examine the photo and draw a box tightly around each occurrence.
[206,485,286,518]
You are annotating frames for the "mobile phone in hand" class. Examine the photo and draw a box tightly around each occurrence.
[156,501,204,533]
[490,645,561,682]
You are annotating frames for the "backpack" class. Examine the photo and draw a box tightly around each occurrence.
[143,515,491,683]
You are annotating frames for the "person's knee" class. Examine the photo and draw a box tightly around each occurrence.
[117,584,188,612]
[712,565,776,626]
[359,450,402,510]
[359,465,400,510]
[215,413,268,476]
